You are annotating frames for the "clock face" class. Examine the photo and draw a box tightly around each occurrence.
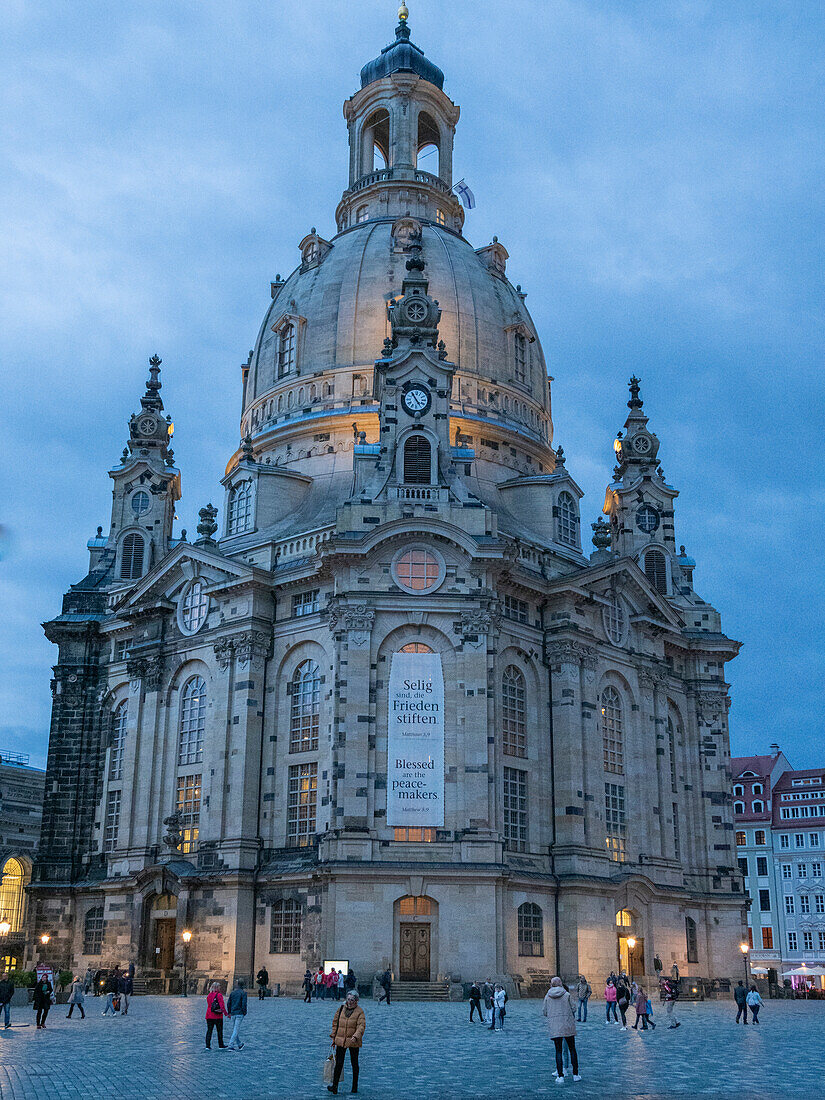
[632,434,651,454]
[402,385,431,416]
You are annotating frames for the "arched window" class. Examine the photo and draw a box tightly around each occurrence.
[733,784,744,797]
[616,908,633,928]
[403,435,432,484]
[0,857,25,934]
[120,533,144,580]
[181,579,209,633]
[685,916,698,963]
[270,898,302,953]
[416,111,440,173]
[356,205,369,223]
[557,492,578,548]
[601,686,624,774]
[83,906,104,955]
[517,902,544,956]
[502,666,526,758]
[734,802,745,814]
[514,332,527,384]
[399,642,434,653]
[109,699,127,781]
[643,548,668,595]
[178,676,206,766]
[753,800,764,814]
[362,108,389,172]
[667,715,678,793]
[603,595,625,645]
[752,783,763,795]
[399,895,432,916]
[278,322,296,377]
[227,480,253,535]
[290,660,320,753]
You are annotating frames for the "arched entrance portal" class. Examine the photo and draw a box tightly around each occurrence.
[395,895,437,981]
[147,893,178,971]
[616,908,644,979]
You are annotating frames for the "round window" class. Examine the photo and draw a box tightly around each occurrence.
[131,491,151,516]
[392,547,444,593]
[180,579,209,634]
[636,504,659,533]
[602,595,626,646]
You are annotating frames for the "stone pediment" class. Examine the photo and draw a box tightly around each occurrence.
[548,556,684,631]
[118,542,270,613]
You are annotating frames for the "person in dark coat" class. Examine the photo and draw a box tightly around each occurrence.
[378,968,392,1005]
[469,981,484,1022]
[734,980,749,1024]
[0,974,14,1029]
[102,969,120,1015]
[615,977,631,1030]
[303,969,314,1002]
[256,966,269,1000]
[33,976,53,1029]
[344,969,356,992]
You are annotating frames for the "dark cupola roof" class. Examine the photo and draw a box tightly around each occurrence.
[360,14,444,91]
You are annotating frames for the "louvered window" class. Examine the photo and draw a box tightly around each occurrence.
[120,533,144,580]
[644,549,667,594]
[403,435,432,484]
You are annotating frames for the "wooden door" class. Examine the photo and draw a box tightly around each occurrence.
[400,923,430,981]
[154,918,176,971]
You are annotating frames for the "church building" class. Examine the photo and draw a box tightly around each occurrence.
[30,9,745,993]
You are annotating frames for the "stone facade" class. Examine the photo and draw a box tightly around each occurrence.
[0,751,45,970]
[30,13,746,993]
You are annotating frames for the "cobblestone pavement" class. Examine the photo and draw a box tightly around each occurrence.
[0,994,819,1099]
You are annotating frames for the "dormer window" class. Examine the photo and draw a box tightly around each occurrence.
[514,332,527,384]
[227,480,253,536]
[278,323,296,378]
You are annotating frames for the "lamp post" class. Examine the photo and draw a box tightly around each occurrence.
[627,936,637,981]
[0,920,10,970]
[740,942,750,986]
[181,930,192,997]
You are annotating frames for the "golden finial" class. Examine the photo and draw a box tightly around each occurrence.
[398,3,409,23]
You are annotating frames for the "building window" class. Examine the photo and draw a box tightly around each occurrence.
[502,594,528,623]
[119,533,145,580]
[814,862,823,876]
[278,322,296,377]
[503,767,528,852]
[803,931,813,951]
[356,205,369,223]
[605,781,627,862]
[227,480,253,535]
[788,931,797,952]
[616,909,633,928]
[502,666,527,758]
[784,895,795,915]
[780,834,789,849]
[290,660,320,753]
[0,857,25,934]
[756,856,768,876]
[795,833,805,848]
[800,895,810,914]
[752,783,763,795]
[399,896,431,916]
[398,643,434,654]
[517,902,543,956]
[83,906,104,955]
[130,490,151,516]
[176,774,201,854]
[735,831,746,846]
[287,763,317,847]
[685,916,698,963]
[403,435,432,484]
[109,700,127,782]
[292,590,320,617]
[755,830,766,845]
[752,800,764,814]
[643,548,667,595]
[601,686,624,775]
[104,790,121,852]
[782,863,792,879]
[816,895,825,914]
[514,332,527,384]
[733,784,744,797]
[393,828,436,842]
[435,208,446,226]
[556,492,578,548]
[178,676,206,766]
[393,547,441,592]
[758,889,770,912]
[603,596,625,645]
[270,899,302,953]
[738,857,749,877]
[761,927,773,950]
[672,803,681,862]
[799,863,807,878]
[810,834,820,848]
[180,579,209,634]
[733,802,745,814]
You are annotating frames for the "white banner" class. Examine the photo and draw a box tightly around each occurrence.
[387,652,444,827]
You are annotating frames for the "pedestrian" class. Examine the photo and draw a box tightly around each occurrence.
[303,969,314,1003]
[337,968,345,1001]
[664,979,680,1029]
[490,984,506,1031]
[670,963,680,983]
[604,979,618,1023]
[328,989,365,1095]
[316,967,326,1000]
[83,966,94,994]
[344,969,356,993]
[575,975,591,1022]
[33,975,53,1029]
[734,980,748,1024]
[226,978,247,1050]
[102,970,120,1015]
[66,976,86,1019]
[615,977,630,1030]
[543,976,581,1084]
[327,968,338,1001]
[204,981,229,1049]
[632,986,648,1030]
[378,967,392,1005]
[256,966,269,1001]
[469,981,483,1022]
[645,992,656,1029]
[119,969,131,1016]
[0,972,13,1029]
[746,986,763,1024]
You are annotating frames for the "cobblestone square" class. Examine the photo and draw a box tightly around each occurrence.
[0,995,818,1099]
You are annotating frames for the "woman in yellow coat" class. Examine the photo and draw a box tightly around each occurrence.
[328,990,366,1095]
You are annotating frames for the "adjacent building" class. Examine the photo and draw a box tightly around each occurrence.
[0,750,46,971]
[30,11,746,992]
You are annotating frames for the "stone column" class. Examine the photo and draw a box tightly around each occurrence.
[127,654,166,852]
[546,641,593,857]
[638,669,668,861]
[458,603,499,837]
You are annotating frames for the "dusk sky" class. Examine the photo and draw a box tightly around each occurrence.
[1,0,822,770]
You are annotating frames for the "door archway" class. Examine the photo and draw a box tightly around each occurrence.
[395,895,438,981]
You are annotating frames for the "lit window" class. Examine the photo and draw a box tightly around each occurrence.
[435,209,446,226]
[394,828,436,842]
[616,909,633,928]
[178,676,206,766]
[556,492,578,548]
[643,548,667,594]
[227,480,253,535]
[104,790,121,852]
[601,686,624,775]
[394,548,440,592]
[503,767,528,852]
[131,491,151,516]
[735,830,746,846]
[502,666,526,758]
[398,643,433,654]
[605,782,626,862]
[287,762,317,847]
[181,579,209,634]
[120,533,144,580]
[356,205,369,223]
[603,596,625,645]
[403,435,432,484]
[0,857,25,934]
[399,896,431,915]
[292,590,320,617]
[502,594,528,623]
[517,902,543,957]
[761,927,773,949]
[176,774,201,854]
[290,660,320,753]
[83,906,104,955]
[278,322,296,377]
[514,332,527,384]
[109,700,127,781]
[270,899,302,953]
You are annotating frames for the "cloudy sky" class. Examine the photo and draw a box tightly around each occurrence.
[1,0,822,770]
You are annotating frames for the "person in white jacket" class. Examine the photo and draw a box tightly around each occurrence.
[490,985,506,1031]
[746,986,764,1024]
[542,977,581,1084]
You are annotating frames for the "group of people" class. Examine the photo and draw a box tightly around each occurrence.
[300,967,358,1002]
[204,979,248,1050]
[602,971,667,1030]
[733,981,764,1023]
[468,981,507,1029]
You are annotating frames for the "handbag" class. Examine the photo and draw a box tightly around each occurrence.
[323,1046,336,1084]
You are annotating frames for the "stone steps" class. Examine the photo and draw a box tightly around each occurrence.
[390,981,451,1001]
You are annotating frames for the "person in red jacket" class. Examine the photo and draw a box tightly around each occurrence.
[205,982,229,1049]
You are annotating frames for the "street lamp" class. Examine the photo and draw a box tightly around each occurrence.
[740,942,750,986]
[40,934,50,946]
[0,921,10,937]
[181,930,192,997]
[627,936,636,980]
